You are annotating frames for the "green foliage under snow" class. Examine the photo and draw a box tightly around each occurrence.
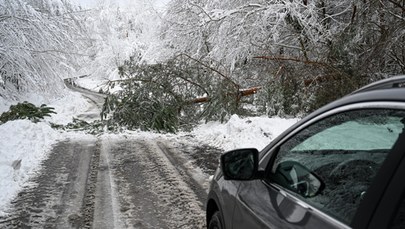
[0,102,56,124]
[51,118,106,135]
[101,56,253,133]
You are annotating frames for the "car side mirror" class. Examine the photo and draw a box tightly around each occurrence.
[273,161,325,198]
[221,148,259,180]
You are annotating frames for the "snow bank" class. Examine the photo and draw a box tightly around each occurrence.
[44,91,92,125]
[0,97,11,114]
[1,89,92,126]
[0,120,62,216]
[190,114,299,151]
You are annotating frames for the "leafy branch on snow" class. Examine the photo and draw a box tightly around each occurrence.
[0,102,56,124]
[101,56,259,133]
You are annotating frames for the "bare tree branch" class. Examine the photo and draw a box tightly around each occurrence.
[177,53,240,88]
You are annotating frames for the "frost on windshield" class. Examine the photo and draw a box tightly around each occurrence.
[293,116,404,151]
[273,109,405,225]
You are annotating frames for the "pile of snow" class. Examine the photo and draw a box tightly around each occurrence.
[0,120,63,216]
[0,97,11,114]
[189,114,299,151]
[0,89,96,216]
[44,90,93,125]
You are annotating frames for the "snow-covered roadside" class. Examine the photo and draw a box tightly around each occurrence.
[44,90,94,125]
[0,120,62,216]
[0,90,95,216]
[0,89,92,125]
[0,89,298,217]
[184,114,299,151]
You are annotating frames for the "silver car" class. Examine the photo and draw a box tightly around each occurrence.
[206,76,405,229]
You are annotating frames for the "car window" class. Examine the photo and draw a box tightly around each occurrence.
[269,109,405,225]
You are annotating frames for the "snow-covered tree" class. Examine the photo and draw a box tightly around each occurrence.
[76,0,166,90]
[99,0,405,130]
[162,0,342,69]
[161,0,405,115]
[0,0,88,100]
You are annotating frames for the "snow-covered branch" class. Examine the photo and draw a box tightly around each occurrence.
[0,0,90,100]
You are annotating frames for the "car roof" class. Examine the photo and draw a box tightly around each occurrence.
[305,75,405,120]
[350,75,405,94]
[317,75,405,115]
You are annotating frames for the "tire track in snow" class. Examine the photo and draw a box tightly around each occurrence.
[0,140,99,228]
[0,135,220,228]
[156,141,209,205]
[107,138,206,228]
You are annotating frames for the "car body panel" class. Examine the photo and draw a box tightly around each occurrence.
[208,169,241,228]
[232,180,349,229]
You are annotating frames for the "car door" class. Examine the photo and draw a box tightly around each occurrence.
[232,104,405,228]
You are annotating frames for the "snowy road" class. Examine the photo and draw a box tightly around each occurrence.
[0,78,296,228]
[64,79,107,122]
[0,81,222,228]
[0,135,220,228]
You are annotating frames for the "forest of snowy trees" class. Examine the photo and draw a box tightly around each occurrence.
[0,0,90,100]
[1,0,405,132]
[158,0,405,114]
